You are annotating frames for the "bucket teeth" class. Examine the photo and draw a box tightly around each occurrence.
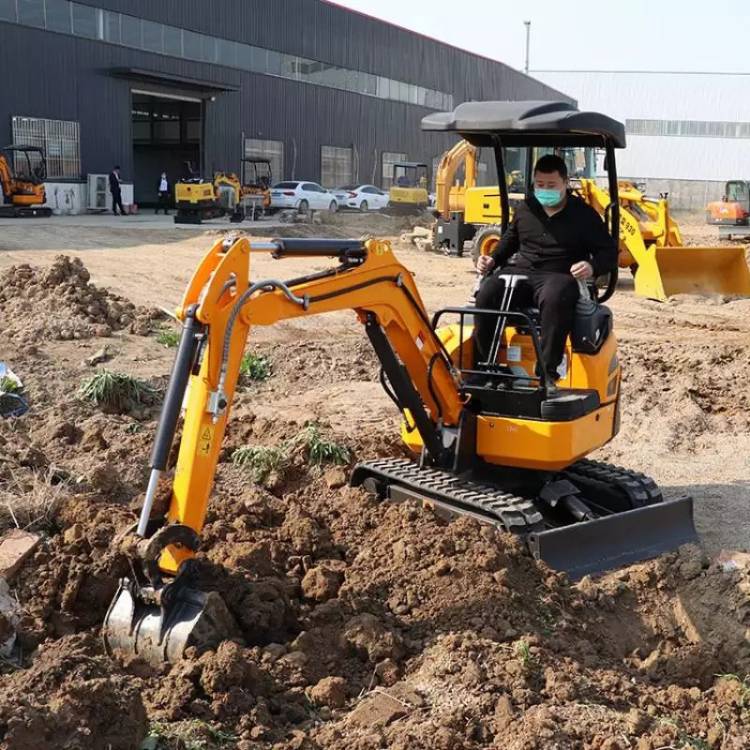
[102,577,237,666]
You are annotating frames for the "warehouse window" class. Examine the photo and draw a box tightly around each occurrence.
[244,139,284,183]
[627,118,750,139]
[11,116,81,179]
[0,0,454,111]
[320,146,353,188]
[381,152,407,189]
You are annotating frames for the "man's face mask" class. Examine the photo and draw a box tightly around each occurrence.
[533,169,567,207]
[534,187,564,206]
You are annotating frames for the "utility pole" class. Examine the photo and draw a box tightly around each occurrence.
[524,21,531,74]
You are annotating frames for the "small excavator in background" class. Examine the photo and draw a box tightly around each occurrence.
[431,139,750,301]
[174,162,243,225]
[238,157,272,220]
[387,161,430,213]
[706,180,750,226]
[0,145,52,218]
[103,101,698,666]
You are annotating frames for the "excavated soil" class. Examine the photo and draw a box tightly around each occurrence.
[0,217,749,749]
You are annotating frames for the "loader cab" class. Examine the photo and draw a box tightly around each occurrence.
[241,158,272,190]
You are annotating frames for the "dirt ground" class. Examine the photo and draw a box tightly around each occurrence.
[0,212,749,750]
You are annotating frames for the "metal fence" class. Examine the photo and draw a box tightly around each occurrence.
[11,116,81,179]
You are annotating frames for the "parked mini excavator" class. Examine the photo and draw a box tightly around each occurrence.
[0,145,52,218]
[103,101,698,665]
[430,138,750,301]
[387,161,430,213]
[174,163,243,224]
[706,180,750,226]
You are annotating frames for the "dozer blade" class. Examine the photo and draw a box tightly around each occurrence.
[527,496,698,580]
[103,578,237,666]
[636,246,750,300]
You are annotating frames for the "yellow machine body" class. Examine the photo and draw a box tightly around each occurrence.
[174,180,215,206]
[401,322,620,471]
[388,162,430,211]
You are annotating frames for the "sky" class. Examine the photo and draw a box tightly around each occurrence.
[330,0,750,75]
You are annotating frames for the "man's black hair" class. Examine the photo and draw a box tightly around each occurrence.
[533,154,568,180]
[114,165,121,170]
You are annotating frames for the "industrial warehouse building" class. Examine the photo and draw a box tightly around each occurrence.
[0,0,570,212]
[536,70,750,210]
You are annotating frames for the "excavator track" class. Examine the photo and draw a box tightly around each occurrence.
[352,456,697,579]
[351,457,544,534]
[563,458,663,511]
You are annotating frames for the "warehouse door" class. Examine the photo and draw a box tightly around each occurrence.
[131,91,202,208]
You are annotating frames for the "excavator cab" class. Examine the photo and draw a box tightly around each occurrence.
[706,180,750,226]
[0,145,52,217]
[104,102,699,666]
[388,162,430,212]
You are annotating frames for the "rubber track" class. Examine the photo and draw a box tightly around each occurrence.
[353,457,544,533]
[564,458,663,508]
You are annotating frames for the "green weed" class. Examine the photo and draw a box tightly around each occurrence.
[232,445,289,483]
[145,719,237,749]
[240,352,272,382]
[0,377,21,394]
[79,370,160,413]
[155,328,180,348]
[294,422,351,465]
[515,639,537,670]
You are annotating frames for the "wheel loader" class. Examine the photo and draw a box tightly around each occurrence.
[431,139,750,301]
[103,101,698,666]
[0,145,52,218]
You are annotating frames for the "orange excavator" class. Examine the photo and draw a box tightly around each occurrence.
[102,101,698,665]
[0,145,52,218]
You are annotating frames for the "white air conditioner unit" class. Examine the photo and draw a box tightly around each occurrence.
[87,173,109,210]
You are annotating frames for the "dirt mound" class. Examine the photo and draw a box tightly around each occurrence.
[0,633,147,750]
[0,255,162,341]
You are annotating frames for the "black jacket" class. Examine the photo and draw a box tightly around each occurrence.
[108,171,121,193]
[491,194,618,277]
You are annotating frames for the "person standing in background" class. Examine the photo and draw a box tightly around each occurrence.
[109,165,126,216]
[156,171,170,215]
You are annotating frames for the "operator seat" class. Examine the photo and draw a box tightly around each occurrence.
[463,272,610,421]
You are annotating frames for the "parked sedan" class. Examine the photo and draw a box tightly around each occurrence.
[270,181,339,212]
[333,184,389,211]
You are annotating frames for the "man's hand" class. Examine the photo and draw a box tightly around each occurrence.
[570,261,594,280]
[477,255,496,275]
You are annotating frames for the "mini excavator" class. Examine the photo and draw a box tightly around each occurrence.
[0,145,52,218]
[103,102,698,665]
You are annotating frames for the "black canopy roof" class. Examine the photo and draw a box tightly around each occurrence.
[421,100,626,148]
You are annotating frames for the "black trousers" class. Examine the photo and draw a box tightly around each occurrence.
[156,191,170,214]
[111,189,125,215]
[474,269,579,378]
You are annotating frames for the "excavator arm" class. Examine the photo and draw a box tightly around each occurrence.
[103,235,466,662]
[142,236,464,573]
[0,155,14,200]
[435,139,478,219]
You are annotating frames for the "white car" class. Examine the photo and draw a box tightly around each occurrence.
[270,181,339,213]
[332,184,389,211]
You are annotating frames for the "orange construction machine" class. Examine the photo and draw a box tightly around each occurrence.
[0,145,52,218]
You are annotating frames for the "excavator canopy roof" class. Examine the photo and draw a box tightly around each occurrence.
[421,100,626,148]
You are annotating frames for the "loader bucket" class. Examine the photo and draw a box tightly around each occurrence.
[634,245,750,300]
[527,496,698,580]
[102,578,237,666]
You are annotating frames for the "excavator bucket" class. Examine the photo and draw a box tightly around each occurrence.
[103,577,237,666]
[634,245,750,300]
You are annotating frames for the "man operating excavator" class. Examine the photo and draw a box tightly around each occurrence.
[474,154,618,388]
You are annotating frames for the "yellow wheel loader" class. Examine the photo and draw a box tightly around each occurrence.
[432,139,750,300]
[103,101,697,666]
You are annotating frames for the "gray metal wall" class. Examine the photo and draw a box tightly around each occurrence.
[0,1,573,185]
